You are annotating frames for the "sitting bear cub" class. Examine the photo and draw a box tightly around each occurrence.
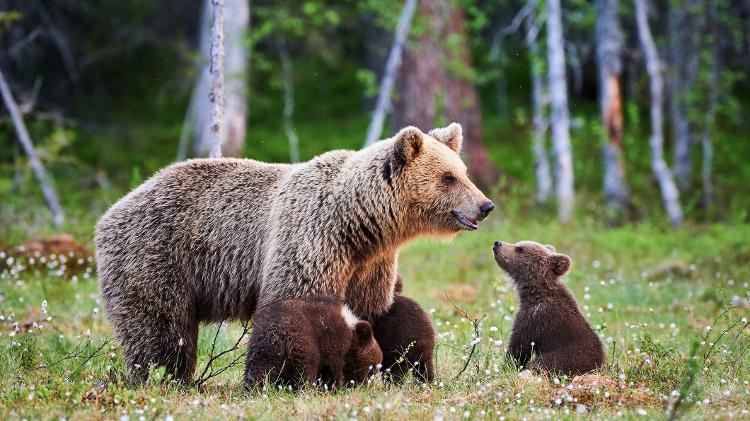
[372,276,436,383]
[493,240,604,375]
[244,295,382,390]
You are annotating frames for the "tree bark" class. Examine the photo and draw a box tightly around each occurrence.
[524,1,552,203]
[393,0,499,189]
[363,0,417,147]
[208,0,225,159]
[595,0,630,211]
[0,67,64,227]
[179,0,247,159]
[667,1,701,189]
[635,0,684,227]
[278,38,300,163]
[546,0,575,223]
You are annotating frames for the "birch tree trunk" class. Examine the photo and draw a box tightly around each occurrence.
[546,0,574,223]
[278,38,299,163]
[208,0,225,159]
[0,67,64,227]
[178,0,247,159]
[635,0,684,227]
[595,0,630,211]
[667,2,700,189]
[393,0,499,189]
[524,2,552,203]
[363,0,416,147]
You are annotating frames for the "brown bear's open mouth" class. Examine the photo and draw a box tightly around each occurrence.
[451,210,478,230]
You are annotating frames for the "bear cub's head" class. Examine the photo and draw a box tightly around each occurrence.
[492,240,571,286]
[344,320,383,384]
[388,123,494,234]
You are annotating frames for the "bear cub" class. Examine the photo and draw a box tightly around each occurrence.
[493,240,604,375]
[244,295,382,390]
[372,276,436,383]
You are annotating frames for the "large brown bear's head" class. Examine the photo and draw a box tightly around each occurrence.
[387,123,494,236]
[343,321,383,385]
[492,240,571,287]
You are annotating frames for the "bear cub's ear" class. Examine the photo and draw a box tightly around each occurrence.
[544,244,556,252]
[428,122,463,153]
[393,126,424,166]
[550,253,571,277]
[354,321,374,345]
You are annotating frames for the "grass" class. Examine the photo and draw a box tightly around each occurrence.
[1,203,749,420]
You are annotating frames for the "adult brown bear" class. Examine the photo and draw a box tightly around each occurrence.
[95,123,493,382]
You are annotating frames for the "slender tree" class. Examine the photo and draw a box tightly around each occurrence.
[393,0,499,189]
[208,0,225,159]
[546,0,574,223]
[0,67,64,227]
[635,0,684,227]
[596,0,630,211]
[278,37,299,163]
[178,0,247,159]
[524,0,552,203]
[364,0,417,147]
[667,0,701,189]
[701,1,719,211]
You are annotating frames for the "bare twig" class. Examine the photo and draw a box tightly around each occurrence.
[194,321,251,389]
[0,66,64,227]
[445,292,485,381]
[36,337,115,371]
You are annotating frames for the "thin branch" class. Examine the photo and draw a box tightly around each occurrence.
[445,292,485,381]
[0,66,64,227]
[489,0,536,62]
[194,321,251,389]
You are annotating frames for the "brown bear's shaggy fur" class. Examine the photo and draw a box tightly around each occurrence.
[243,295,382,390]
[95,123,492,382]
[372,276,436,383]
[493,240,604,375]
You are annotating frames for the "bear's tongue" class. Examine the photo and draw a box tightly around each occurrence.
[452,211,478,230]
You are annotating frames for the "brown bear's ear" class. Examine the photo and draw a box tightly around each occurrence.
[428,122,463,154]
[393,126,424,168]
[544,244,556,252]
[354,321,374,345]
[550,253,571,277]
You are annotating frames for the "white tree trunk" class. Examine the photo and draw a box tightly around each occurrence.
[208,0,225,159]
[636,0,684,227]
[596,0,630,210]
[278,38,300,163]
[0,67,64,227]
[178,0,247,159]
[363,0,417,147]
[524,1,552,203]
[546,0,574,223]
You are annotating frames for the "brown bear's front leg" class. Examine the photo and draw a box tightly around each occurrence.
[345,253,398,320]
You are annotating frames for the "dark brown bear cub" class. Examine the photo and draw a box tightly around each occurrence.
[244,295,382,390]
[493,240,604,375]
[372,276,436,383]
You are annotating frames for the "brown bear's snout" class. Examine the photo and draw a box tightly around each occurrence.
[479,200,495,219]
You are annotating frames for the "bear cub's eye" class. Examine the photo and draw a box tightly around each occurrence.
[442,173,457,184]
[515,246,524,253]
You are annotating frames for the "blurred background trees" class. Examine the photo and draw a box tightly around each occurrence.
[1,0,749,229]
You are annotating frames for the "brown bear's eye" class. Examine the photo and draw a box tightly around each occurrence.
[442,173,457,184]
[515,246,524,253]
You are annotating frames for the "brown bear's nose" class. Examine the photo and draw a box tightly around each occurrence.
[480,201,495,217]
[494,240,502,248]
